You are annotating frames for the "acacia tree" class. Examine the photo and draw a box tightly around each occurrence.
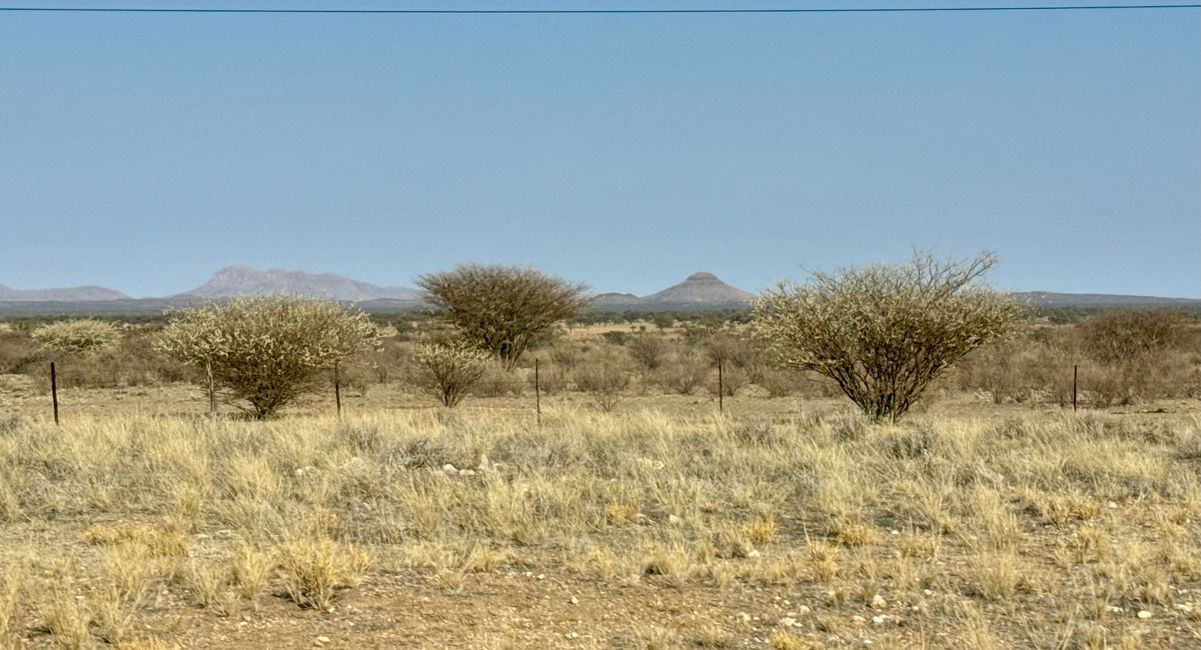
[156,296,378,419]
[753,252,1025,422]
[417,264,590,369]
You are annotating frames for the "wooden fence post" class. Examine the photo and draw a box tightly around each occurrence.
[334,360,342,419]
[535,358,542,427]
[718,360,724,414]
[50,362,59,425]
[205,358,217,420]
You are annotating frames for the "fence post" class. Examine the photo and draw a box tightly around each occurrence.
[718,360,724,414]
[205,357,217,420]
[1072,365,1078,413]
[50,362,59,425]
[333,360,342,419]
[535,358,542,427]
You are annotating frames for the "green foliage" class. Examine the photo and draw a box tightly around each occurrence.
[754,252,1027,422]
[31,319,121,356]
[155,297,379,419]
[418,264,590,370]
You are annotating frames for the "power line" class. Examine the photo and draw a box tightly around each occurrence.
[0,4,1198,15]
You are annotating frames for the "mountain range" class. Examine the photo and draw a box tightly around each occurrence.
[1,266,1198,314]
[180,265,419,301]
[0,284,130,302]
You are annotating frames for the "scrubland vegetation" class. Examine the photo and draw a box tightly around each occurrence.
[0,259,1198,648]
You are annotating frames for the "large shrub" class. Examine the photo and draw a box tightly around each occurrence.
[155,297,378,419]
[753,252,1026,422]
[417,264,590,369]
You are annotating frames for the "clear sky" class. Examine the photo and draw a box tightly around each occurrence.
[1,1,1198,298]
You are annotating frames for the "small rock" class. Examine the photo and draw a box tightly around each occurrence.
[441,464,458,477]
[747,549,762,558]
[565,632,578,639]
[871,594,887,610]
[536,574,546,580]
[738,612,751,623]
[570,596,579,605]
[797,605,811,615]
[1137,610,1152,619]
[1107,501,1118,509]
[668,514,683,526]
[872,615,886,624]
[458,469,477,477]
[778,617,797,627]
[315,636,330,646]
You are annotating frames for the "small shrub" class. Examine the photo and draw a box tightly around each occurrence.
[628,333,669,370]
[654,351,710,395]
[575,360,631,412]
[414,342,490,407]
[276,538,370,609]
[601,330,630,346]
[32,319,121,356]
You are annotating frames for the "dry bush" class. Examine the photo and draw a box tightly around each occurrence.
[754,252,1026,421]
[32,319,121,356]
[1081,308,1194,363]
[470,362,527,398]
[653,350,711,395]
[574,353,632,411]
[547,341,583,369]
[276,538,370,609]
[413,342,491,407]
[21,329,188,390]
[368,337,412,384]
[709,364,748,397]
[0,329,40,374]
[527,361,570,395]
[627,332,669,370]
[156,297,378,418]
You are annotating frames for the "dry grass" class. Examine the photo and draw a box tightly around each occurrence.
[0,391,1198,647]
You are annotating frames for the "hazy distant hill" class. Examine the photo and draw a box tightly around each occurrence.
[593,272,755,309]
[180,265,420,301]
[1014,292,1201,308]
[0,284,129,302]
[3,267,1199,317]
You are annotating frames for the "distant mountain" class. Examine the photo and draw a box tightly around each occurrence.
[643,272,756,304]
[592,272,755,310]
[1014,292,1201,308]
[179,265,420,301]
[0,283,129,302]
[591,292,642,306]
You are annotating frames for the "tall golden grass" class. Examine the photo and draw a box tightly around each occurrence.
[1,404,1198,647]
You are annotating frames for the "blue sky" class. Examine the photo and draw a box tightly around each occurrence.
[1,1,1198,298]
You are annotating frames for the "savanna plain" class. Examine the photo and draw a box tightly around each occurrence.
[1,316,1199,649]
